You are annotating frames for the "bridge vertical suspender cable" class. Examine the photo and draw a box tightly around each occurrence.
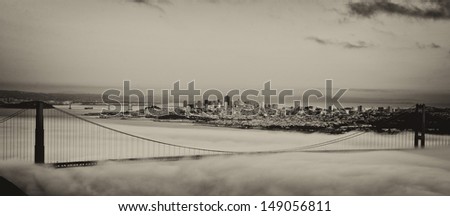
[2,102,450,166]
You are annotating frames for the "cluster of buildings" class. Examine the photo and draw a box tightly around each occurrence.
[138,98,404,133]
[144,97,398,118]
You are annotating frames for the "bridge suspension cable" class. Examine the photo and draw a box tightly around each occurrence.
[1,103,450,165]
[53,107,238,154]
[0,109,27,124]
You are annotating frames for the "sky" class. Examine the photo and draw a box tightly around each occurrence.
[0,0,449,95]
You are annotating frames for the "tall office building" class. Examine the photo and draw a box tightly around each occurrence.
[358,105,363,112]
[224,95,231,108]
[294,101,301,109]
[204,99,209,109]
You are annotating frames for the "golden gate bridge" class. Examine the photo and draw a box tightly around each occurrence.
[1,102,449,168]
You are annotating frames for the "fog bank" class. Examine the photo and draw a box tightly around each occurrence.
[1,149,450,195]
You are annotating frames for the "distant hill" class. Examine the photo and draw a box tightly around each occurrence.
[0,90,102,103]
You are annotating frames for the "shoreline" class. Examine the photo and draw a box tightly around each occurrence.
[76,105,450,135]
[101,116,412,135]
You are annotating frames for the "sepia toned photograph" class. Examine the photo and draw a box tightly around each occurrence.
[1,0,450,196]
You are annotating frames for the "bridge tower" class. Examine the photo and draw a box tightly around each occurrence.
[414,104,426,149]
[35,101,45,163]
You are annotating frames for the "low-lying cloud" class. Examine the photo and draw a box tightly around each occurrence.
[348,0,450,20]
[306,36,372,49]
[1,150,450,195]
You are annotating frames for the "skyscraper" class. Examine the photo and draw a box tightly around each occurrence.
[224,95,231,108]
[294,101,301,109]
[358,105,363,112]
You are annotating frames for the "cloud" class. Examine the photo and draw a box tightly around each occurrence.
[306,36,372,49]
[372,27,396,36]
[131,0,168,12]
[430,43,441,48]
[416,42,441,49]
[1,150,450,195]
[344,41,372,49]
[306,36,330,45]
[348,0,450,20]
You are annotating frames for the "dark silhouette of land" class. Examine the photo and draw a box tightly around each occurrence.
[0,176,27,196]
